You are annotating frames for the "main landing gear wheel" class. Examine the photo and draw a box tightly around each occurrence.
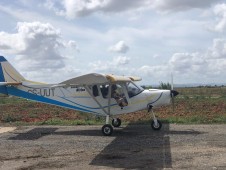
[102,124,113,136]
[112,118,121,127]
[151,120,162,130]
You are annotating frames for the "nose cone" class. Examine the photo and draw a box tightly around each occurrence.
[171,90,179,97]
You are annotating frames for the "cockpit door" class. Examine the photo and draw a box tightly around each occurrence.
[110,83,130,107]
[92,83,130,108]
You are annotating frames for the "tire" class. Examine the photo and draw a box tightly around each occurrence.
[102,124,113,136]
[112,118,121,127]
[151,120,162,130]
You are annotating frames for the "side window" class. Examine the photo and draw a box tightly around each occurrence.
[92,85,99,97]
[100,84,109,98]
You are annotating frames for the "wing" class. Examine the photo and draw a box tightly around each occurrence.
[60,73,109,85]
[60,73,141,86]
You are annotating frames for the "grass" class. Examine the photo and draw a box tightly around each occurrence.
[0,95,26,104]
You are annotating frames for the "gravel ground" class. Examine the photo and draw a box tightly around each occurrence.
[0,124,226,170]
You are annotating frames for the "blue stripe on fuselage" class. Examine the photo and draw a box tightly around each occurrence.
[6,86,99,114]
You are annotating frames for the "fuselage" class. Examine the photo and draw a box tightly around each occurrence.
[5,82,172,116]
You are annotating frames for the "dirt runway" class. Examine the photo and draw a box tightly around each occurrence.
[0,124,226,170]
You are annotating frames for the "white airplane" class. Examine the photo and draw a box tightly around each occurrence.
[0,56,178,136]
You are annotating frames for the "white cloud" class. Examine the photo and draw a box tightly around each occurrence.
[0,22,63,60]
[0,21,79,83]
[151,0,223,12]
[66,40,79,53]
[113,56,130,65]
[45,0,225,19]
[67,40,77,48]
[45,0,150,19]
[137,38,226,83]
[172,39,226,79]
[109,41,129,53]
[153,54,160,58]
[206,39,226,58]
[138,65,168,77]
[213,3,226,32]
[88,56,130,74]
[169,52,207,74]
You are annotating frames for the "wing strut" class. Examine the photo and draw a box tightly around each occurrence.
[85,84,114,128]
[84,85,109,116]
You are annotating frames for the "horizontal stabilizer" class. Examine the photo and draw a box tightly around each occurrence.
[0,82,22,86]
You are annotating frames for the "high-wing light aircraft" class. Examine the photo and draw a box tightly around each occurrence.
[0,56,178,136]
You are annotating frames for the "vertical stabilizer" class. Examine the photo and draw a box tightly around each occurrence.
[0,56,25,83]
[0,56,25,94]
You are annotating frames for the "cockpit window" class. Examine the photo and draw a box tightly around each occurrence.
[127,82,144,98]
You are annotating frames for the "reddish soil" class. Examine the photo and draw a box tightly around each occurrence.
[1,97,226,124]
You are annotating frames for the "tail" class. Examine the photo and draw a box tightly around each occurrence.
[0,56,25,95]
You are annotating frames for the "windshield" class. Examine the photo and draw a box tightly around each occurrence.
[127,82,144,98]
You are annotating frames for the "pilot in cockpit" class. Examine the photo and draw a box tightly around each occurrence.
[111,84,128,108]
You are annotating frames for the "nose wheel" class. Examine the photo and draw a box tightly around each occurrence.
[151,119,162,130]
[148,105,162,131]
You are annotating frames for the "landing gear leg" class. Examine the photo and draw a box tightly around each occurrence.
[102,115,113,136]
[148,105,162,130]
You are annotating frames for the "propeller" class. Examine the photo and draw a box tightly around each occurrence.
[170,73,179,112]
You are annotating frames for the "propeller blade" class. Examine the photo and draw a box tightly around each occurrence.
[170,73,179,113]
[171,72,174,90]
[170,90,179,112]
[171,90,179,97]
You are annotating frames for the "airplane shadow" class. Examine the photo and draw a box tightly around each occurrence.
[8,124,203,169]
[8,128,59,140]
[90,123,203,169]
[90,123,172,169]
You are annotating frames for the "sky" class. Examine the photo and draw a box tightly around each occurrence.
[0,0,226,85]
